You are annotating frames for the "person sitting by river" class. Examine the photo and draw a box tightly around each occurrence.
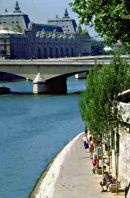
[100,171,113,192]
[92,153,99,173]
[89,136,94,159]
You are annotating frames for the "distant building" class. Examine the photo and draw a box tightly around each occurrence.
[48,8,77,34]
[0,2,91,59]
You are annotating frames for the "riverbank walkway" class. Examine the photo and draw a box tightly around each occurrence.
[53,134,125,198]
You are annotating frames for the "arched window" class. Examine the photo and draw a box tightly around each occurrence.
[44,48,47,58]
[66,48,69,57]
[60,48,63,57]
[49,47,53,58]
[71,48,74,57]
[55,48,58,58]
[37,47,41,58]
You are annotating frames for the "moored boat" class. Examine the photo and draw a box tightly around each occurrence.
[0,87,10,94]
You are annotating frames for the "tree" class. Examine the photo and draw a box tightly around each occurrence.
[70,0,130,51]
[91,39,104,55]
[81,29,89,36]
[79,54,130,145]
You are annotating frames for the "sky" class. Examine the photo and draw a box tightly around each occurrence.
[0,0,97,37]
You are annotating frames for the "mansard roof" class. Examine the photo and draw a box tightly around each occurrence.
[0,13,30,30]
[0,1,30,30]
[0,3,77,32]
[33,23,63,33]
[48,9,77,32]
[48,18,77,32]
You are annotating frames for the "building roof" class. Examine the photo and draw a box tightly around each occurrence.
[0,1,30,29]
[34,23,63,33]
[0,3,77,33]
[0,13,30,30]
[48,9,77,32]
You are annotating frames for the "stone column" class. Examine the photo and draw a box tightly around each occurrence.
[33,74,67,94]
[33,73,47,94]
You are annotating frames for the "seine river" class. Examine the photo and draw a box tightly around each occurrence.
[0,77,85,198]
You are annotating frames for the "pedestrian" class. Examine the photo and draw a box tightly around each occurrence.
[89,136,94,159]
[82,134,89,151]
[85,127,88,134]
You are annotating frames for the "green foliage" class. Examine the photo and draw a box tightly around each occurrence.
[114,45,128,55]
[79,54,130,142]
[81,29,89,36]
[70,0,130,51]
[91,39,104,55]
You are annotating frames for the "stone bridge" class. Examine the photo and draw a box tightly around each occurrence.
[0,55,129,94]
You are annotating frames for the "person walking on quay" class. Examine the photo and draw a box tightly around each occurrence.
[82,133,89,151]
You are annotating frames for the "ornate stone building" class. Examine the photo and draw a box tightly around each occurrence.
[0,2,91,59]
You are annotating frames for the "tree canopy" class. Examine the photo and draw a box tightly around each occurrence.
[70,0,130,50]
[79,54,130,143]
[91,39,104,55]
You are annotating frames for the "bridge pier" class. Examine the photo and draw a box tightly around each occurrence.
[33,82,48,94]
[33,73,48,94]
[33,73,67,94]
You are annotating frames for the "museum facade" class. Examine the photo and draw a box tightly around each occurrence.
[0,2,91,59]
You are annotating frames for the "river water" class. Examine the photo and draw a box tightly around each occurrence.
[0,77,85,198]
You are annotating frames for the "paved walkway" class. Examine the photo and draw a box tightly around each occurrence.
[53,134,125,198]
